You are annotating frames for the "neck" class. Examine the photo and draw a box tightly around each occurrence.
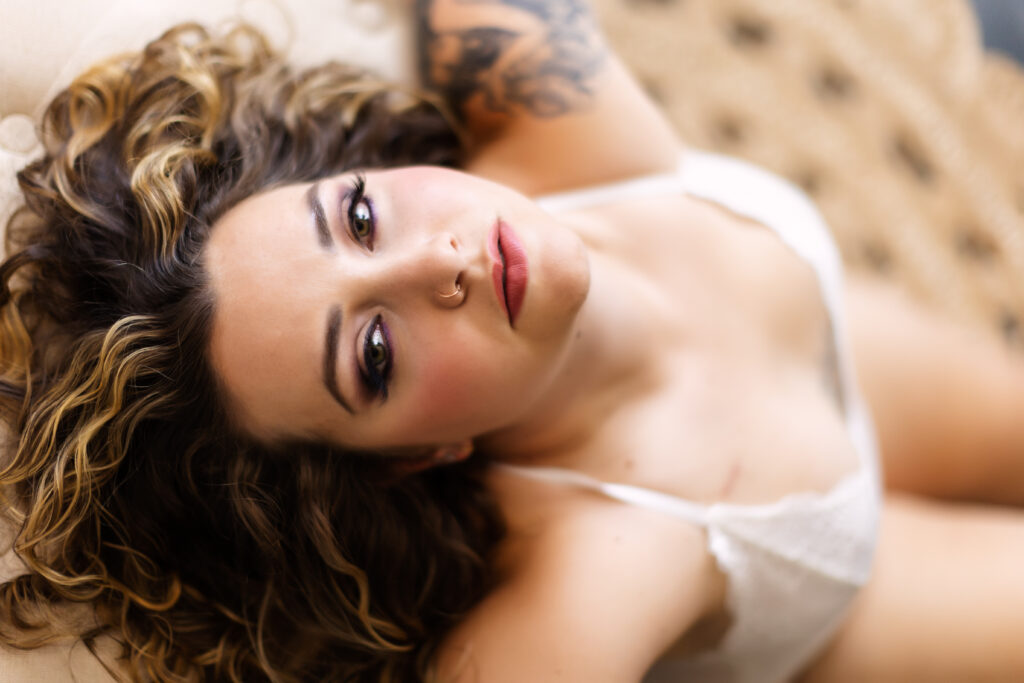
[478,244,676,464]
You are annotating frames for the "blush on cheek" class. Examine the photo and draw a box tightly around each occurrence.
[411,357,477,414]
[404,350,496,436]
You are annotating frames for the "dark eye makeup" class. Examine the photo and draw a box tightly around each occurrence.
[338,174,390,402]
[344,173,376,249]
[360,314,393,400]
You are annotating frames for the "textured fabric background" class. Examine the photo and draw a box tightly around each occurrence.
[593,0,1024,347]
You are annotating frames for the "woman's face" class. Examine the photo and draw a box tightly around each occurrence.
[205,166,589,450]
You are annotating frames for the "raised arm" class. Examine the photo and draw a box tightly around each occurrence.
[414,0,680,194]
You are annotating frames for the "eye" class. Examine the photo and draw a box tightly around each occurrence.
[361,315,392,399]
[351,201,373,240]
[345,173,376,249]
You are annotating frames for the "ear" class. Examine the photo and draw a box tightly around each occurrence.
[430,439,474,466]
[391,440,474,476]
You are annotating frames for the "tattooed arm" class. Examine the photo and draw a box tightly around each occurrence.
[415,0,679,194]
[416,0,605,121]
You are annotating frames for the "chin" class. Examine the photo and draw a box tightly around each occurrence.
[516,218,590,335]
[531,250,590,339]
[553,234,591,314]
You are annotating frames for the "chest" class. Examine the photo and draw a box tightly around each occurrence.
[590,194,828,360]
[603,355,859,506]
[484,190,864,666]
[569,194,858,503]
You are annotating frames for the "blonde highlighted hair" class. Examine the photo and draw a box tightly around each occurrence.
[0,24,502,681]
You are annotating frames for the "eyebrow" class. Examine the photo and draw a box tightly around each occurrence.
[323,305,354,414]
[307,182,333,248]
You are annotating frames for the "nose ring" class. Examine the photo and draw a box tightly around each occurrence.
[438,275,462,299]
[438,283,462,299]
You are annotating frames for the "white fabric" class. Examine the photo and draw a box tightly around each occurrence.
[507,151,883,683]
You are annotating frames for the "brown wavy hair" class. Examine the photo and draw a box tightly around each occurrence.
[0,23,503,682]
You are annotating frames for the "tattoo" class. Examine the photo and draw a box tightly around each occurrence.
[415,0,607,119]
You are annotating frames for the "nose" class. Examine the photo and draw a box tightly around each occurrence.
[353,232,467,308]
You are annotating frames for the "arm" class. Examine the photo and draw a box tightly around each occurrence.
[434,500,720,682]
[436,588,650,683]
[414,0,680,194]
[846,276,1024,505]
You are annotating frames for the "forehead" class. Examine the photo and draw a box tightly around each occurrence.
[204,181,331,440]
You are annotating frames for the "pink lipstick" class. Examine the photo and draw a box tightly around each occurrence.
[488,219,529,327]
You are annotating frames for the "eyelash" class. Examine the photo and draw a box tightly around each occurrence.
[345,173,376,249]
[361,314,393,400]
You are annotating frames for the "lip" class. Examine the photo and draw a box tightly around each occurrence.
[488,219,529,327]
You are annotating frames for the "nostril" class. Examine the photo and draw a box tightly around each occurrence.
[449,235,459,251]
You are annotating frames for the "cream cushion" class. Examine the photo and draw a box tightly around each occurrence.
[0,0,416,252]
[0,1,414,679]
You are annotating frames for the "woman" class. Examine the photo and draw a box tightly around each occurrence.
[1,1,1023,681]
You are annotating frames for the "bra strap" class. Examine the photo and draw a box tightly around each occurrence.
[495,464,709,526]
[533,170,684,214]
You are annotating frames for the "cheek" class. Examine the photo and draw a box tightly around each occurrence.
[412,343,493,414]
[401,338,510,435]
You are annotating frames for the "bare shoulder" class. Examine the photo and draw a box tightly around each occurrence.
[415,0,680,195]
[436,494,720,682]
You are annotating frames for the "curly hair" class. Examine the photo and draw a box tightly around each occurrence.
[0,23,504,682]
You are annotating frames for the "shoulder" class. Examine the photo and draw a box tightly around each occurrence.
[461,56,682,195]
[416,0,681,195]
[435,492,720,682]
